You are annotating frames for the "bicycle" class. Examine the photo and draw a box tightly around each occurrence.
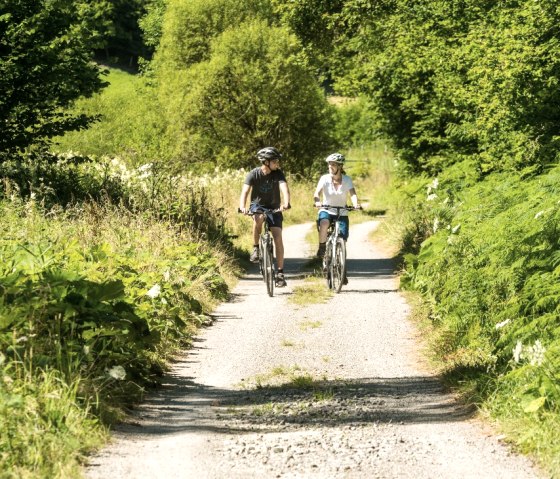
[318,205,360,293]
[239,206,279,297]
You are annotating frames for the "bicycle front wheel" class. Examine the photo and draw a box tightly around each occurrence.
[264,240,274,297]
[330,238,346,293]
[259,239,266,282]
[323,242,332,289]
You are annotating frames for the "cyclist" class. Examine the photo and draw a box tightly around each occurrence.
[313,153,361,279]
[239,146,291,287]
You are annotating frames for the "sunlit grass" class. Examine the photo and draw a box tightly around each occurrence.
[299,320,322,331]
[243,365,327,390]
[280,339,304,349]
[0,366,107,478]
[289,276,332,306]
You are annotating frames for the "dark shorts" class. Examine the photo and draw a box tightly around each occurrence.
[250,204,283,229]
[317,211,349,239]
[267,211,283,229]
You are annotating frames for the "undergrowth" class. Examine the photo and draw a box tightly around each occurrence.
[0,156,239,477]
[395,162,560,476]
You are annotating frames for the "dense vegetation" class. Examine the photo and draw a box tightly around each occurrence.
[1,0,559,476]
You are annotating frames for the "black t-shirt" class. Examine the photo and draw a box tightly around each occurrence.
[244,167,287,209]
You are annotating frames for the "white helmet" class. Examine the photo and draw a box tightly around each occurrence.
[325,153,345,165]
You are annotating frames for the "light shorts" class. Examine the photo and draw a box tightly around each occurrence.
[317,210,349,240]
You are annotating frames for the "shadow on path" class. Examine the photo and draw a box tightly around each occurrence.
[114,365,473,438]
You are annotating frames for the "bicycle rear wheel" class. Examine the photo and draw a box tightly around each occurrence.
[264,240,274,297]
[331,238,346,293]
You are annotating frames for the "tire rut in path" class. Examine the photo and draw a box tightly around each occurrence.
[85,221,542,479]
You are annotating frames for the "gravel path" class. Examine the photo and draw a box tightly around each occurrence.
[85,221,542,479]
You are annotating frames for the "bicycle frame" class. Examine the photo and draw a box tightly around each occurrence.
[241,206,278,297]
[319,205,358,293]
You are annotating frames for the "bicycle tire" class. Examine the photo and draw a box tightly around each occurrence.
[258,238,266,281]
[264,239,274,297]
[331,237,346,293]
[323,239,333,289]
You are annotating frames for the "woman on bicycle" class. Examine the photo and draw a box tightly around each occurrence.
[313,153,361,260]
[239,146,291,287]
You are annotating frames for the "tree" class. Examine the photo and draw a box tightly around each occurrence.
[153,0,275,71]
[0,0,109,161]
[158,19,335,174]
[95,0,154,68]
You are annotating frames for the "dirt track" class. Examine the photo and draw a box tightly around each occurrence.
[85,221,542,479]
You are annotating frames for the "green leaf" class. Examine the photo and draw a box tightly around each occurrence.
[523,396,546,413]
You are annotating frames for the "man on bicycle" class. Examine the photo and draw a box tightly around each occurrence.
[239,146,291,287]
[313,153,361,262]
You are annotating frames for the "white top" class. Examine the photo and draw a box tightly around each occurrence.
[315,174,355,216]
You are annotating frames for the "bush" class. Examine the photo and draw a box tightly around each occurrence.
[157,20,335,174]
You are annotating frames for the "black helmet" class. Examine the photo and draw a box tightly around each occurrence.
[257,146,282,162]
[325,153,345,165]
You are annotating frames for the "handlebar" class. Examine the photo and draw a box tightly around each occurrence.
[238,206,285,215]
[315,205,362,211]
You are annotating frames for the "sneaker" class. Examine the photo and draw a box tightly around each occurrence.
[275,272,287,287]
[250,246,259,263]
[343,275,348,285]
[316,243,326,258]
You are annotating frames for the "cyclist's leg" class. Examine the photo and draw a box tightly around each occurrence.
[317,211,331,243]
[316,211,331,257]
[337,216,350,240]
[250,214,265,262]
[270,226,283,269]
[252,214,265,244]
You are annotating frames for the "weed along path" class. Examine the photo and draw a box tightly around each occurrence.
[85,221,542,479]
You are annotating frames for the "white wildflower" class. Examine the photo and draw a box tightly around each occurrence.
[527,340,546,366]
[513,341,523,363]
[0,352,5,365]
[433,217,440,233]
[495,318,511,330]
[146,284,161,298]
[429,178,439,190]
[107,365,126,381]
[163,270,171,282]
[451,224,461,234]
[427,193,438,201]
[137,163,153,173]
[534,210,544,219]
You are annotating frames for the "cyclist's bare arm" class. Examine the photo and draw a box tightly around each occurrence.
[239,184,251,213]
[348,188,361,209]
[313,183,322,207]
[280,181,291,211]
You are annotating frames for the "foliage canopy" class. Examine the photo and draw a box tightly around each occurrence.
[154,1,335,173]
[0,0,109,161]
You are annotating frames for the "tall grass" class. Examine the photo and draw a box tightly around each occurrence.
[0,364,106,478]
